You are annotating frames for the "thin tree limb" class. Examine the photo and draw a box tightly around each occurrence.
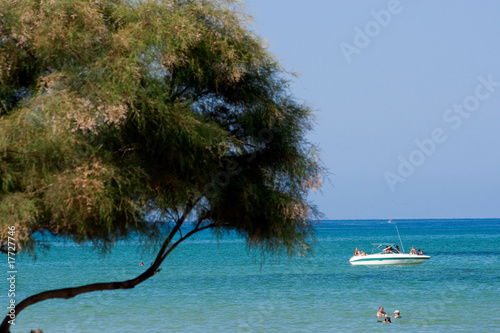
[0,200,203,333]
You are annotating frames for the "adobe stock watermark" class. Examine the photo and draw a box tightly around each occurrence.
[339,0,404,63]
[385,74,500,192]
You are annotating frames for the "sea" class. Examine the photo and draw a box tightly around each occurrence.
[4,219,500,332]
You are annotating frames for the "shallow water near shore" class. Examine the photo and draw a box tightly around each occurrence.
[4,219,500,332]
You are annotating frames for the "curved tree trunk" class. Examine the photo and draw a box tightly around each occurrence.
[0,266,158,332]
[1,206,211,333]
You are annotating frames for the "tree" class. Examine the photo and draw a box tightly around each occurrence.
[0,0,323,331]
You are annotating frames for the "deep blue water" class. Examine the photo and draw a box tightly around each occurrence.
[3,219,500,332]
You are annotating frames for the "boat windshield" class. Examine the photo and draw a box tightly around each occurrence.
[370,243,400,254]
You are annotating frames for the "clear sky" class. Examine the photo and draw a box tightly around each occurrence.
[244,0,500,219]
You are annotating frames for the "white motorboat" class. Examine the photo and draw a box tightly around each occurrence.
[349,243,430,265]
[349,220,431,266]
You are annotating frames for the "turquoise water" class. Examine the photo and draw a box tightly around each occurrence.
[4,219,500,332]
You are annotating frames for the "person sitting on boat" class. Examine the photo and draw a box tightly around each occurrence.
[395,245,400,253]
[418,249,423,255]
[410,246,416,255]
[377,306,387,317]
[360,250,367,256]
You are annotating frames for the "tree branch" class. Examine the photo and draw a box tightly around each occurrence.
[0,199,204,333]
[161,223,215,262]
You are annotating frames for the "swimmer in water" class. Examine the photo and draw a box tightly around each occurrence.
[377,317,392,323]
[377,306,387,317]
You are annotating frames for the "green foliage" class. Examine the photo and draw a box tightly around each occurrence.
[0,0,323,256]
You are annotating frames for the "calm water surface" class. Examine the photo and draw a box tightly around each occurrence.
[4,219,500,332]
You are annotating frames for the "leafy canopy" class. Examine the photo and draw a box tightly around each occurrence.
[0,0,323,256]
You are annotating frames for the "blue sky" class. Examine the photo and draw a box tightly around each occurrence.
[245,0,500,219]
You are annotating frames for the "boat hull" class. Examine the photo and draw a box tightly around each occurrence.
[349,254,430,265]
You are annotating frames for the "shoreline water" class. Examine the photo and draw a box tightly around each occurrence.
[3,219,499,332]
